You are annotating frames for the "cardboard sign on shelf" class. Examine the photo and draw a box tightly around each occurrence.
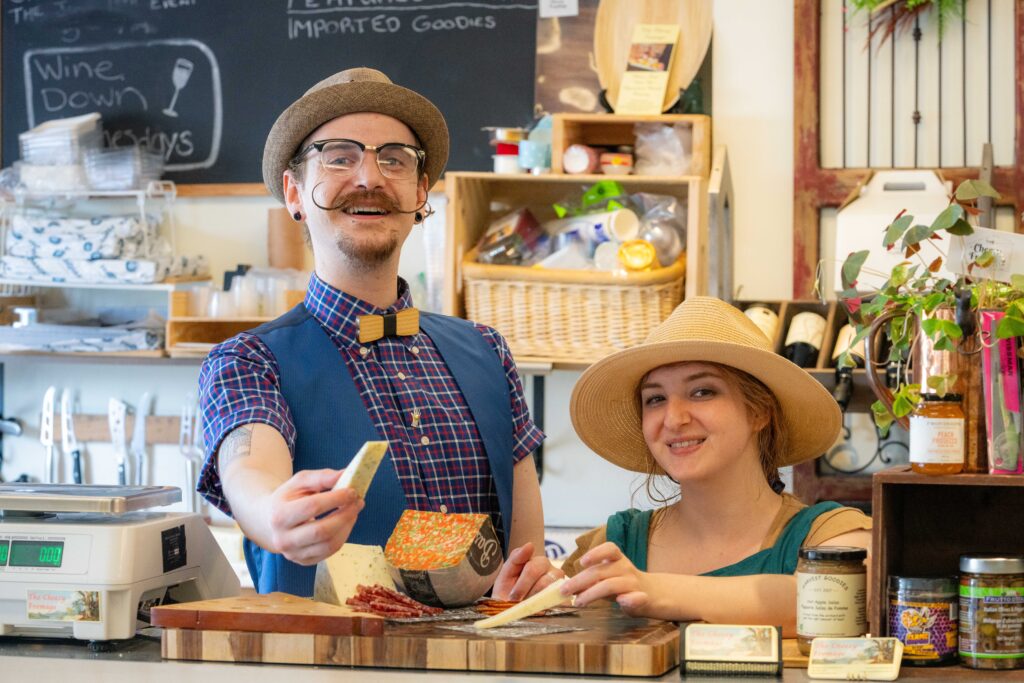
[614,24,679,115]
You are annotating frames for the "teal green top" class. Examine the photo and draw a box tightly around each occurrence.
[605,502,843,576]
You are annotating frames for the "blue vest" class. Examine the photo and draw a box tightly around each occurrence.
[244,304,515,596]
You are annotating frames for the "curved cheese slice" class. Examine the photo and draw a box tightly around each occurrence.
[473,578,574,629]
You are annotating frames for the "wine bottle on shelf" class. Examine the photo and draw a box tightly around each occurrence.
[783,311,826,368]
[743,303,779,344]
[830,324,864,412]
[831,324,866,368]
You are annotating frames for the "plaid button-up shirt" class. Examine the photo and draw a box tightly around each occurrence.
[197,274,544,533]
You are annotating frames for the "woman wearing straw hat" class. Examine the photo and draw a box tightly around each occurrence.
[495,297,870,632]
[197,68,545,596]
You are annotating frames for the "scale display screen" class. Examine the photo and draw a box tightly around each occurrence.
[0,541,8,565]
[9,540,64,568]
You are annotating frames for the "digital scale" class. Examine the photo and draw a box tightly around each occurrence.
[0,484,239,642]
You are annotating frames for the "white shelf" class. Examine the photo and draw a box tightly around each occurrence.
[8,180,177,202]
[0,278,209,292]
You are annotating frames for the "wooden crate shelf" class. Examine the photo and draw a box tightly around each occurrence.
[869,466,1024,638]
[551,113,711,177]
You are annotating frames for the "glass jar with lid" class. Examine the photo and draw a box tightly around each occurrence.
[908,394,965,475]
[959,554,1024,669]
[796,546,868,655]
[888,576,958,666]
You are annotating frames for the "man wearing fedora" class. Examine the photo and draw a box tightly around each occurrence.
[197,68,546,596]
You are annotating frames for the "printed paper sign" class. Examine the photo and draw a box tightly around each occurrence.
[615,24,679,115]
[539,0,579,18]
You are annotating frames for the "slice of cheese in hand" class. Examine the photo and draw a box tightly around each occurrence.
[473,578,574,629]
[314,543,396,606]
[334,441,388,498]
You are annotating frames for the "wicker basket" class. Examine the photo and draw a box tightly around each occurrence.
[462,248,685,364]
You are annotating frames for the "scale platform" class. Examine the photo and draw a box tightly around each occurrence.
[0,484,240,641]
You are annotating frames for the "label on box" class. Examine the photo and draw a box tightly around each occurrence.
[808,637,903,681]
[27,589,100,621]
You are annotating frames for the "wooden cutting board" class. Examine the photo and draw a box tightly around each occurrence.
[151,592,384,637]
[594,0,713,112]
[160,603,679,677]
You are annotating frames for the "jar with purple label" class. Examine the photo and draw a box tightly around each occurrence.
[888,576,958,666]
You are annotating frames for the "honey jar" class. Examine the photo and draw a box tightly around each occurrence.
[888,576,958,666]
[796,546,868,655]
[908,394,964,475]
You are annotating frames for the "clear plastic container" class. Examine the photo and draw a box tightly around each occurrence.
[19,114,102,166]
[85,146,164,190]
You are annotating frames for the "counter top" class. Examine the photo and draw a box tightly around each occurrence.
[4,633,1024,681]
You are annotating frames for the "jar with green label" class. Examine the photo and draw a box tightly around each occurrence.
[959,555,1024,670]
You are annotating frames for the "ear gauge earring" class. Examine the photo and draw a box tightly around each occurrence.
[414,212,424,223]
[293,211,302,221]
[416,201,435,223]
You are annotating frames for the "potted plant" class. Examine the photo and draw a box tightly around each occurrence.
[834,178,1021,438]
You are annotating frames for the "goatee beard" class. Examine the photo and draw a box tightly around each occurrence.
[334,231,400,271]
[315,185,403,269]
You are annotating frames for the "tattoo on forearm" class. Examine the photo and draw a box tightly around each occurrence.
[218,425,254,470]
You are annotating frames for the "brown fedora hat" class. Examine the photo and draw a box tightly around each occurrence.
[262,67,449,203]
[570,297,841,473]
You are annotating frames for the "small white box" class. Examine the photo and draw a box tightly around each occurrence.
[834,170,953,293]
[947,224,1024,284]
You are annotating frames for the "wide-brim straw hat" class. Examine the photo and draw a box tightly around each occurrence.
[570,296,841,473]
[262,67,449,203]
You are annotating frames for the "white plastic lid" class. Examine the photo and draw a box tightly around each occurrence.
[20,112,101,140]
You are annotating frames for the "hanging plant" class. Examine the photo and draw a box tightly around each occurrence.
[848,0,965,46]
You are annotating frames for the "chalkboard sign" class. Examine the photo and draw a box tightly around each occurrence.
[2,0,538,186]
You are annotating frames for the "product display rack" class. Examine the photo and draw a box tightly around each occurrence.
[444,113,732,368]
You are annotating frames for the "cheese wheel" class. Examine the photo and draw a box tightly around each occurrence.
[385,510,503,608]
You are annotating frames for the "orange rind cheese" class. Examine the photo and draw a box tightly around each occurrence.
[384,510,503,608]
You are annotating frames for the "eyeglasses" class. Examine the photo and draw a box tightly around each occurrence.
[296,138,425,180]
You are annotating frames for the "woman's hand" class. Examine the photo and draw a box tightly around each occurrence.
[491,541,565,601]
[563,542,655,616]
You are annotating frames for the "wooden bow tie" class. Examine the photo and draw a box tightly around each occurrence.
[358,308,419,343]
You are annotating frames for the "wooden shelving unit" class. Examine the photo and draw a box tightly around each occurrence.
[444,113,732,366]
[870,466,1024,640]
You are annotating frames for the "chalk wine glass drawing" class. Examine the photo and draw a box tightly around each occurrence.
[163,58,194,118]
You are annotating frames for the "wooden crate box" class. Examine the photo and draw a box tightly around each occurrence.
[869,467,1024,638]
[551,113,711,178]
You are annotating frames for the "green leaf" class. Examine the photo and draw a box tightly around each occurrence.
[892,394,916,418]
[927,374,959,397]
[871,400,894,437]
[921,292,947,311]
[902,223,935,250]
[930,204,964,231]
[921,317,963,340]
[945,218,974,236]
[888,262,914,289]
[1012,274,1024,292]
[955,179,1002,202]
[841,250,870,290]
[883,215,914,249]
[974,250,996,268]
[996,316,1024,339]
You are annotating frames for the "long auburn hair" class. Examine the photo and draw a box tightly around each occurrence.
[635,361,788,507]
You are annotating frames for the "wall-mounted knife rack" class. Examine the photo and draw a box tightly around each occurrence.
[55,415,183,445]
